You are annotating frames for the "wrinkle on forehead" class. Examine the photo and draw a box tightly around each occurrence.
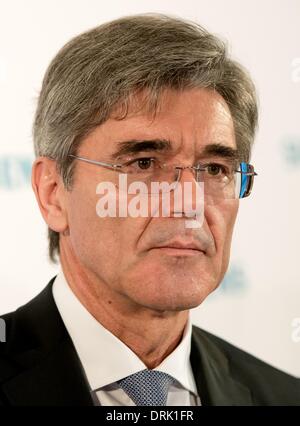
[84,87,236,159]
[110,86,232,120]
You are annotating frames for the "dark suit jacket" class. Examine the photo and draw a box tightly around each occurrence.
[0,276,299,406]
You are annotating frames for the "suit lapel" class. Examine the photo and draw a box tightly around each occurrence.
[1,277,94,406]
[2,339,94,406]
[190,327,253,406]
[2,276,252,406]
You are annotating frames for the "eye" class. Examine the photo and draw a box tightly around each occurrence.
[126,157,157,171]
[137,158,153,170]
[205,163,228,176]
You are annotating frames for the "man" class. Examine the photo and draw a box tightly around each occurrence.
[0,14,299,406]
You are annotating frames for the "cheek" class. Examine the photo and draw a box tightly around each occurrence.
[67,190,108,257]
[205,199,238,270]
[66,184,149,277]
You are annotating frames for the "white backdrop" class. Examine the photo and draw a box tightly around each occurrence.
[0,0,299,376]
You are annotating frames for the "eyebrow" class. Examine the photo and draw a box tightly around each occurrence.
[111,139,238,162]
[200,143,239,161]
[111,139,172,160]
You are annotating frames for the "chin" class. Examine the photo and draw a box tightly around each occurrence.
[128,276,217,312]
[121,255,220,311]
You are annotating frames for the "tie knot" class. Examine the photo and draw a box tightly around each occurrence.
[117,370,176,406]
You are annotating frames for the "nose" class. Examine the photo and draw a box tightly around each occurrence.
[176,166,200,184]
[172,167,204,222]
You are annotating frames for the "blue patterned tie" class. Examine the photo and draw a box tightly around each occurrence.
[117,370,176,406]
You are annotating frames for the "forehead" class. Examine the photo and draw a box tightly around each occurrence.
[80,87,236,157]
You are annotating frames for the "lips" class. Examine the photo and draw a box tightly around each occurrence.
[154,239,206,253]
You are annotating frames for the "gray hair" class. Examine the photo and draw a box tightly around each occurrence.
[32,13,258,263]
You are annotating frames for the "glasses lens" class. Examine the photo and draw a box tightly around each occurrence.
[124,166,179,195]
[116,162,255,200]
[235,162,255,199]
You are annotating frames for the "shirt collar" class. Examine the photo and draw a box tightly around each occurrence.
[52,268,198,395]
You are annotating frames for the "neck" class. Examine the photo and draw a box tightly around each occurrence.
[59,240,189,369]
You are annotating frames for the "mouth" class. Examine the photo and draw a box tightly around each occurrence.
[151,240,206,256]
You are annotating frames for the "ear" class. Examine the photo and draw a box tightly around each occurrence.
[31,157,69,233]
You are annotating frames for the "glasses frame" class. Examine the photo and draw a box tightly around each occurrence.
[68,154,257,198]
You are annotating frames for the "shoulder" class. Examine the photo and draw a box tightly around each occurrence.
[192,325,300,404]
[0,277,63,379]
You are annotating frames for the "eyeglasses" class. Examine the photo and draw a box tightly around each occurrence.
[68,154,257,199]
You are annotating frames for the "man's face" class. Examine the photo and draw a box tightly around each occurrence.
[64,88,239,311]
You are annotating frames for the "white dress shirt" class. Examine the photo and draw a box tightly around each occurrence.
[52,269,201,406]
